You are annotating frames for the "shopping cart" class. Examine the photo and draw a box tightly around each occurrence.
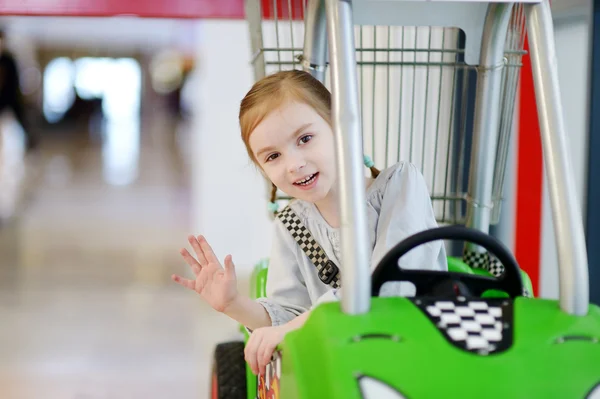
[210,1,599,398]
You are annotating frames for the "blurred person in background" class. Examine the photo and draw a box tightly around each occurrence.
[0,28,38,152]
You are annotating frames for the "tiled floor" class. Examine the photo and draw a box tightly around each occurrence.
[0,114,239,399]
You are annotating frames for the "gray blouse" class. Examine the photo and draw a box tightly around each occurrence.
[256,161,448,326]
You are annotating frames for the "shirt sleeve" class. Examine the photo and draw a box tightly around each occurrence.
[255,217,313,326]
[371,162,448,274]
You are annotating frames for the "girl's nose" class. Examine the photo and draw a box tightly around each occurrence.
[287,154,306,174]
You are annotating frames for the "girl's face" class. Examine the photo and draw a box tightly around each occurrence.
[249,100,338,206]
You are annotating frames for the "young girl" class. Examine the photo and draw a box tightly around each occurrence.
[172,70,447,376]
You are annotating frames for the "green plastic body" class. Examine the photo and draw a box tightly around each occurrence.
[243,258,599,398]
[241,258,269,399]
[281,298,600,398]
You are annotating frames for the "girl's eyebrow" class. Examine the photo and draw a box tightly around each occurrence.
[292,122,312,137]
[255,122,313,158]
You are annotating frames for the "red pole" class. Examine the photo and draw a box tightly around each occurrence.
[514,38,544,296]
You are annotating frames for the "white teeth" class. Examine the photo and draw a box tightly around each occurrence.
[295,173,316,185]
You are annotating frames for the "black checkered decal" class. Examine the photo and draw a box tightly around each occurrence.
[277,206,341,288]
[414,298,513,355]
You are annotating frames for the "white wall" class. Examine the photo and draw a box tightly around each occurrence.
[191,20,273,279]
[1,16,196,53]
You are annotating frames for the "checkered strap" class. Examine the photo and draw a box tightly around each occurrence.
[462,248,497,275]
[462,248,531,297]
[277,206,341,288]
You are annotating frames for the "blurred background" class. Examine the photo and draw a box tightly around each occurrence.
[0,0,596,398]
[0,6,271,399]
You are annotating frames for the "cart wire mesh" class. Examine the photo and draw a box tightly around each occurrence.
[248,0,527,225]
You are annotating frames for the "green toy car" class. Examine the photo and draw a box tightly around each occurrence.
[208,0,600,396]
[210,225,600,399]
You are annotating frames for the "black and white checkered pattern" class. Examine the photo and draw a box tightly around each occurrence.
[462,248,531,297]
[415,298,513,355]
[463,248,506,277]
[277,206,341,288]
[488,256,507,277]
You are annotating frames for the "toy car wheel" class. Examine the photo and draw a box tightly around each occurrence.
[210,341,247,399]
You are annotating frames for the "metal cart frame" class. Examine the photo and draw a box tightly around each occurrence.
[246,0,589,317]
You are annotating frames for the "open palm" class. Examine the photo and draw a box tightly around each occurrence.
[172,235,238,313]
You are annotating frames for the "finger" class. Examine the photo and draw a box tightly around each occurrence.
[259,343,276,376]
[198,235,220,265]
[224,255,236,278]
[188,235,208,266]
[244,334,262,375]
[244,347,258,375]
[171,274,195,290]
[245,342,259,375]
[179,248,201,275]
[244,336,254,369]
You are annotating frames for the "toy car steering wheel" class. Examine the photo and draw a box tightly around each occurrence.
[371,225,524,298]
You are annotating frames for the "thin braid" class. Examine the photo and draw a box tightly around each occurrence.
[270,183,278,214]
[369,165,380,178]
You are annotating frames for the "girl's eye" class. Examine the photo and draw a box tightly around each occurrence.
[299,135,313,144]
[266,153,280,162]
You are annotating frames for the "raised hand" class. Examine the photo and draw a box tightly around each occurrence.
[172,235,239,313]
